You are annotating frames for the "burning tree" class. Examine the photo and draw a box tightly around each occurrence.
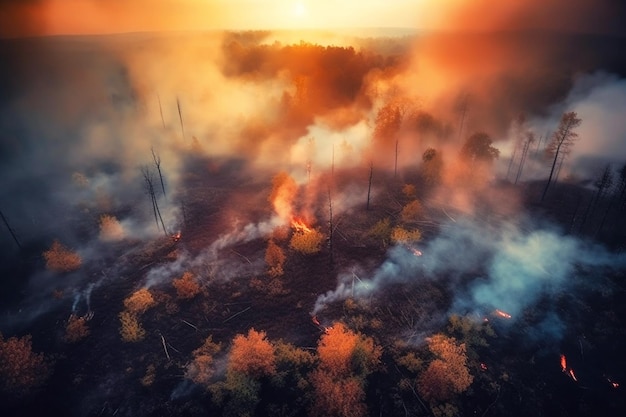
[43,240,81,272]
[0,333,51,394]
[541,111,582,201]
[289,220,324,255]
[172,271,201,299]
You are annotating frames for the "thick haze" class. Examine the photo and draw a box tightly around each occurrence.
[2,0,626,38]
[1,0,625,345]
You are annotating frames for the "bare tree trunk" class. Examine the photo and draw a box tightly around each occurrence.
[515,137,531,184]
[327,188,333,262]
[157,93,165,129]
[0,209,21,249]
[142,167,168,235]
[151,147,166,198]
[367,162,373,211]
[176,96,185,141]
[394,138,398,179]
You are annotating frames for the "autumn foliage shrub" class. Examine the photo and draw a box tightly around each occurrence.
[0,333,51,394]
[390,226,421,244]
[43,240,81,272]
[118,311,146,342]
[265,239,286,277]
[173,271,201,299]
[417,334,473,402]
[123,288,156,314]
[64,314,90,343]
[99,214,125,241]
[186,336,221,386]
[228,328,276,378]
[289,228,324,254]
[401,199,424,223]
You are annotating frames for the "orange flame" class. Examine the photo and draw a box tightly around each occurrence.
[560,354,567,372]
[568,369,578,382]
[172,231,182,242]
[312,315,320,326]
[494,309,512,319]
[291,218,313,234]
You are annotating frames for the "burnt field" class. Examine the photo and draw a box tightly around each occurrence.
[1,29,626,417]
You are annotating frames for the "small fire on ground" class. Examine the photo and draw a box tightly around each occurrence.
[493,309,512,319]
[560,354,578,382]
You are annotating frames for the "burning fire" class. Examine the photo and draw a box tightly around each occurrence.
[560,354,578,382]
[480,362,488,371]
[493,309,512,319]
[311,315,321,326]
[292,218,313,234]
[171,231,181,242]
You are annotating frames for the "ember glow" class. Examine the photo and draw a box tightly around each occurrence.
[493,309,512,319]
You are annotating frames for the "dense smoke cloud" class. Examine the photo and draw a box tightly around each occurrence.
[313,216,625,341]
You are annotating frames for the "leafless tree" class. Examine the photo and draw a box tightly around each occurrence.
[0,209,21,249]
[515,131,535,184]
[176,96,185,141]
[141,166,167,235]
[157,93,165,129]
[541,112,581,201]
[151,147,166,198]
[366,162,373,211]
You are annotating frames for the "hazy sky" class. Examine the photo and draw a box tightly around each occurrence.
[2,0,626,38]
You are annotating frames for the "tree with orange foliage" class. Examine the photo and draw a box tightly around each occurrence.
[186,336,221,386]
[64,314,90,343]
[228,328,276,378]
[173,271,201,299]
[99,214,125,241]
[401,199,424,223]
[317,322,381,378]
[118,311,146,342]
[417,334,473,402]
[265,239,286,277]
[123,288,156,314]
[311,323,381,417]
[43,240,81,272]
[289,228,324,255]
[0,332,51,394]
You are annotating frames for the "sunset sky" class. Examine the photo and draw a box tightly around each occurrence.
[2,0,626,38]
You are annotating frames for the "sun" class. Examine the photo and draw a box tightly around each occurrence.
[293,1,307,18]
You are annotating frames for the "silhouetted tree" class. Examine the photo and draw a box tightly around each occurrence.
[541,112,581,201]
[460,132,499,163]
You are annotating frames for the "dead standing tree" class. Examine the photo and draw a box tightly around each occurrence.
[541,112,582,201]
[151,147,166,198]
[141,166,167,235]
[366,162,373,211]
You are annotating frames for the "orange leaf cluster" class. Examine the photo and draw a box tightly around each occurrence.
[417,334,473,402]
[265,239,286,277]
[64,314,90,343]
[228,328,276,378]
[118,311,146,342]
[43,240,81,272]
[123,288,156,314]
[289,228,324,255]
[0,333,50,394]
[173,271,201,299]
[186,336,221,386]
